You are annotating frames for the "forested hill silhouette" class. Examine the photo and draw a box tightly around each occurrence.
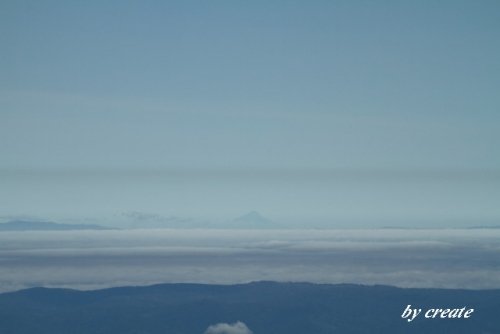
[0,281,499,334]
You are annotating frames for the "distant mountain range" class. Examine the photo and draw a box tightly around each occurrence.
[230,211,277,229]
[0,212,276,231]
[0,220,112,231]
[119,211,276,229]
[3,216,497,230]
[0,281,498,334]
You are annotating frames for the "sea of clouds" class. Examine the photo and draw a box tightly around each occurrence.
[0,228,499,292]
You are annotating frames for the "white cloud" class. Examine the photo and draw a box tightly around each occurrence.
[1,228,500,292]
[204,321,253,334]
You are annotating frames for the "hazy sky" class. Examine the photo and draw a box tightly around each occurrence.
[1,1,499,225]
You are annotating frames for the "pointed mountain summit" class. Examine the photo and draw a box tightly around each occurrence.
[231,211,276,229]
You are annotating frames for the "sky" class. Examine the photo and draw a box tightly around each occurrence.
[1,1,500,225]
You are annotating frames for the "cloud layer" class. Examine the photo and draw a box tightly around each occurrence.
[0,228,499,292]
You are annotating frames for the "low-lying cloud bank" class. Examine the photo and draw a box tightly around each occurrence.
[0,229,499,292]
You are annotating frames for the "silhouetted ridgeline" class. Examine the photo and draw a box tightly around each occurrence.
[0,282,499,333]
[0,220,112,231]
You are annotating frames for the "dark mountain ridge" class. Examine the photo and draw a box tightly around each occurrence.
[0,281,499,334]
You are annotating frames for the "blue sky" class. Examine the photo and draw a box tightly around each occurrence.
[1,1,499,225]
